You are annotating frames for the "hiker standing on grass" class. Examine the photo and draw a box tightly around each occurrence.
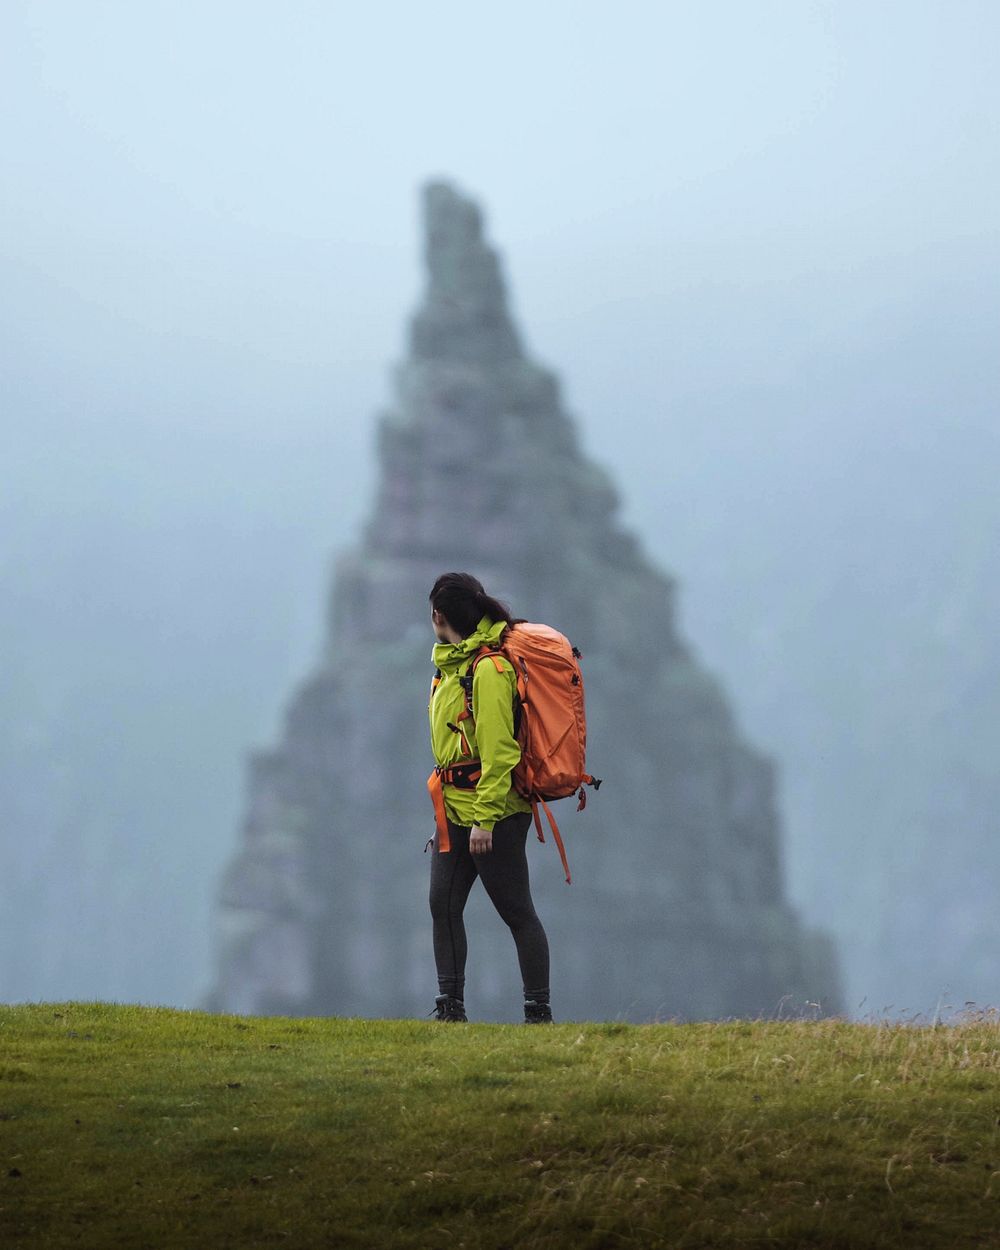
[425,572,554,1025]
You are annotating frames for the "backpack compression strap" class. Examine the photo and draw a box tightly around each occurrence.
[517,760,599,885]
[515,751,573,886]
[529,796,573,885]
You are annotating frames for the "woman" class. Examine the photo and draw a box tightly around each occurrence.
[426,571,553,1024]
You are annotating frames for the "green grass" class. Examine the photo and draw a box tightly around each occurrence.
[2,1003,1000,1248]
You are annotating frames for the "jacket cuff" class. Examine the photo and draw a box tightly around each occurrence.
[473,818,496,832]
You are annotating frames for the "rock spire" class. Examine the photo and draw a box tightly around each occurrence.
[204,179,843,1023]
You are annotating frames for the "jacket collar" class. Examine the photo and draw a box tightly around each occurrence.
[432,614,507,674]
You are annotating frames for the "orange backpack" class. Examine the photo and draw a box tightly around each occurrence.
[460,622,602,884]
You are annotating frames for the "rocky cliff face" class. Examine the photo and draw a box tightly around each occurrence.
[203,179,843,1023]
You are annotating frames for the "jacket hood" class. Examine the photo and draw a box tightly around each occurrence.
[432,613,507,674]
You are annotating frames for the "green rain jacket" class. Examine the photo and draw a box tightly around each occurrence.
[428,614,534,831]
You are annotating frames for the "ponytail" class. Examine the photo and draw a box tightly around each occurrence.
[429,571,526,638]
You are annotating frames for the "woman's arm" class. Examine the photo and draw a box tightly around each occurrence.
[469,658,521,831]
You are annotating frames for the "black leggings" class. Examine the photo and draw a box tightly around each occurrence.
[429,810,550,1005]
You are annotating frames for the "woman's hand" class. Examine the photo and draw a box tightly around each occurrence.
[470,825,493,854]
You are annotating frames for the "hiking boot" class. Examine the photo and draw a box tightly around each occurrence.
[429,994,468,1022]
[523,999,554,1024]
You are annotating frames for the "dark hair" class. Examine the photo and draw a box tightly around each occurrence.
[429,572,527,638]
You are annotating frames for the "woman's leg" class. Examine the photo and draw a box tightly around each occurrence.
[428,819,478,1001]
[473,811,551,1004]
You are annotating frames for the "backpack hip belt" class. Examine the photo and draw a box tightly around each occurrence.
[425,759,483,853]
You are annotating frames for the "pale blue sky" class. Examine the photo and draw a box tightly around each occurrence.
[4,1,996,435]
[4,0,997,581]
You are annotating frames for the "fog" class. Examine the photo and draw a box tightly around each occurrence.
[2,0,998,1018]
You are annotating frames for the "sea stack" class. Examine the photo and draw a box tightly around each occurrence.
[203,179,843,1023]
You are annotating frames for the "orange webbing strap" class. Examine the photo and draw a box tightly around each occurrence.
[530,800,545,844]
[458,650,506,724]
[426,769,451,852]
[531,797,572,885]
[467,647,506,676]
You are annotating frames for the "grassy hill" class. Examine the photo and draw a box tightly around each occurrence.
[1,1003,998,1248]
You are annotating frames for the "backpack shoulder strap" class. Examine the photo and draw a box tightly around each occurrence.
[472,650,507,675]
[457,646,509,721]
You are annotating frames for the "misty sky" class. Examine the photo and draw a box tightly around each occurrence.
[5,0,997,696]
[6,1,996,458]
[3,1,999,1013]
